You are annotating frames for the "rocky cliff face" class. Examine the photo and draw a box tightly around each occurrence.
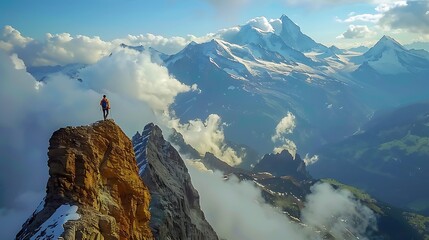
[253,150,311,180]
[132,123,218,240]
[16,120,153,240]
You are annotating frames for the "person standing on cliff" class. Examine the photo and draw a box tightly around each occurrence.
[100,95,110,120]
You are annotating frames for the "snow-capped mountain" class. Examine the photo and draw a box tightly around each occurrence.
[220,23,318,66]
[276,15,330,53]
[165,17,372,154]
[25,15,429,156]
[354,36,429,75]
[120,43,169,61]
[164,16,429,154]
[27,63,86,82]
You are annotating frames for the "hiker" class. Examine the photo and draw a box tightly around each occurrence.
[100,95,110,120]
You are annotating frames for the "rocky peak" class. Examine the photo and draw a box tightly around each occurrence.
[17,120,153,240]
[133,123,219,240]
[253,150,311,180]
[364,35,407,59]
[278,14,328,53]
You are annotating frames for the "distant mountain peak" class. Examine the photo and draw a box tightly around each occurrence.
[280,14,301,32]
[380,35,404,46]
[354,35,429,74]
[277,14,328,52]
[253,150,311,180]
[369,35,406,53]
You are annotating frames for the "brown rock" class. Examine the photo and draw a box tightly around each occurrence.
[16,120,153,240]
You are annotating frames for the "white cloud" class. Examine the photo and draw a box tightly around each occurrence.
[269,18,283,34]
[0,25,32,51]
[273,139,297,157]
[271,112,298,157]
[81,48,191,112]
[215,27,241,42]
[302,183,377,239]
[34,33,113,66]
[271,112,296,142]
[342,13,383,23]
[337,25,375,39]
[375,1,407,13]
[246,17,274,32]
[169,114,242,166]
[10,53,26,70]
[0,26,113,66]
[1,25,214,67]
[303,154,319,165]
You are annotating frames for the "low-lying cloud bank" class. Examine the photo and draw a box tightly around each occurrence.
[187,162,377,240]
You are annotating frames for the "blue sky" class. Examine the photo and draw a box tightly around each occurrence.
[1,0,428,50]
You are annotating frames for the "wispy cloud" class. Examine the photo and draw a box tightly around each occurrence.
[271,112,296,142]
[341,13,383,23]
[169,114,243,166]
[337,25,375,39]
[303,154,319,165]
[81,49,191,112]
[271,112,297,157]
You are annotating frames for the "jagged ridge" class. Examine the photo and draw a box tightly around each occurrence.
[132,123,219,240]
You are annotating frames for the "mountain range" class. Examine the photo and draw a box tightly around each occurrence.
[24,14,429,236]
[164,16,429,156]
[26,16,429,157]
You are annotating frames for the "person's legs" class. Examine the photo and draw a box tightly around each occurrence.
[103,109,107,120]
[105,109,109,119]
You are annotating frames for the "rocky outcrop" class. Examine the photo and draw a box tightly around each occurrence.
[253,150,311,180]
[168,129,201,160]
[132,124,218,240]
[16,120,153,240]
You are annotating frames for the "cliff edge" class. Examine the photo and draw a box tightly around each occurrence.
[16,120,153,240]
